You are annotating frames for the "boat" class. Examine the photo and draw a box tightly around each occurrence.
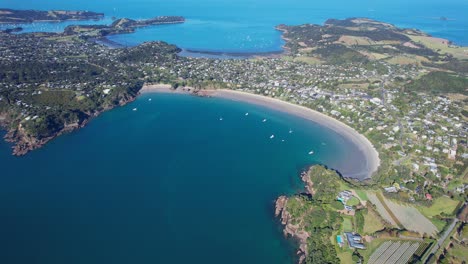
[262,119,267,122]
[132,108,137,111]
[270,135,275,139]
[308,150,314,155]
[245,112,249,116]
[148,98,152,101]
[219,117,223,121]
[289,129,293,134]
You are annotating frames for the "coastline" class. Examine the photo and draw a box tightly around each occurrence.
[178,49,285,59]
[140,85,380,180]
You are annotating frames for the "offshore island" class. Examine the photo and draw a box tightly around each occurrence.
[0,9,467,264]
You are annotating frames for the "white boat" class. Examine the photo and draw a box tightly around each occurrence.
[148,98,152,101]
[308,150,314,155]
[262,119,267,122]
[289,129,293,134]
[219,117,223,121]
[281,139,285,142]
[245,112,249,116]
[132,108,137,111]
[270,135,275,139]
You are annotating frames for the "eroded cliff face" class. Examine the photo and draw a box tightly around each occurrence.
[3,92,137,156]
[275,196,309,264]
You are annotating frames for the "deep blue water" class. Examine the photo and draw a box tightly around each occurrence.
[1,0,467,51]
[0,93,362,264]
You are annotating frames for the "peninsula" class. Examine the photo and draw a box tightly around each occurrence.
[0,8,104,23]
[0,10,467,263]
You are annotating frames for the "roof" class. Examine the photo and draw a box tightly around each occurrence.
[345,232,366,249]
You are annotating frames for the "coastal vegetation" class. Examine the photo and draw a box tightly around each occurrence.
[406,71,468,95]
[0,8,104,23]
[0,9,466,263]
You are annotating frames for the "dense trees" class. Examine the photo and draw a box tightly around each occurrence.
[406,72,468,95]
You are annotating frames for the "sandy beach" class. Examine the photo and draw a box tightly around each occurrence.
[140,85,380,180]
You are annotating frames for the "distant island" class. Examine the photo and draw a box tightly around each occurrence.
[0,8,104,23]
[64,16,185,38]
[0,10,467,263]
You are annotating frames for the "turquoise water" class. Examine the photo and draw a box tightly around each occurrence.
[1,0,467,51]
[1,0,466,262]
[0,93,361,264]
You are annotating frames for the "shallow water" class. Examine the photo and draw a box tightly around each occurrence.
[1,0,467,51]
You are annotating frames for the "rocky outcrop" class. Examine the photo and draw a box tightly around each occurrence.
[275,196,310,263]
[301,170,315,195]
[3,93,137,156]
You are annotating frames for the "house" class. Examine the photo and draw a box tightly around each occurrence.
[384,186,398,193]
[344,232,366,249]
[425,193,433,200]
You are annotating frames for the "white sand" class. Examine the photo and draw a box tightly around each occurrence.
[140,85,380,179]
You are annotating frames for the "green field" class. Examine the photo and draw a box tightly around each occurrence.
[363,208,386,234]
[418,196,460,218]
[347,197,361,206]
[337,251,353,264]
[342,217,353,232]
[355,190,369,201]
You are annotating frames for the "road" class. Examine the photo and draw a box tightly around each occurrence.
[428,218,459,257]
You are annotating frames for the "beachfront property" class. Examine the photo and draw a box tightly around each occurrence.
[337,190,353,204]
[344,232,366,249]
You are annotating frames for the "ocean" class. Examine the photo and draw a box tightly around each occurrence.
[0,0,467,263]
[1,0,467,52]
[0,93,361,263]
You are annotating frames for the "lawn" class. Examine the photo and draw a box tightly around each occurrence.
[347,197,361,206]
[363,208,386,234]
[355,189,369,201]
[337,251,353,264]
[418,196,460,218]
[342,217,353,232]
[450,243,468,263]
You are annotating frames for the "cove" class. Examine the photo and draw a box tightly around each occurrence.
[1,0,467,52]
[0,92,367,264]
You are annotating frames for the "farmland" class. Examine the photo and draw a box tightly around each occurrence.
[384,198,439,236]
[367,192,439,236]
[363,207,386,234]
[367,192,398,226]
[418,196,460,218]
[367,241,420,264]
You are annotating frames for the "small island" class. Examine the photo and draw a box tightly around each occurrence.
[0,8,104,23]
[64,16,185,38]
[0,11,467,263]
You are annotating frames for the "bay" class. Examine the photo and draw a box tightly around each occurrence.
[1,0,467,52]
[0,93,360,263]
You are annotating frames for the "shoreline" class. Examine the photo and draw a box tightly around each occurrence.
[140,85,380,180]
[179,48,285,59]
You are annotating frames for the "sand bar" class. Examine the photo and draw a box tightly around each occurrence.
[140,85,380,180]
